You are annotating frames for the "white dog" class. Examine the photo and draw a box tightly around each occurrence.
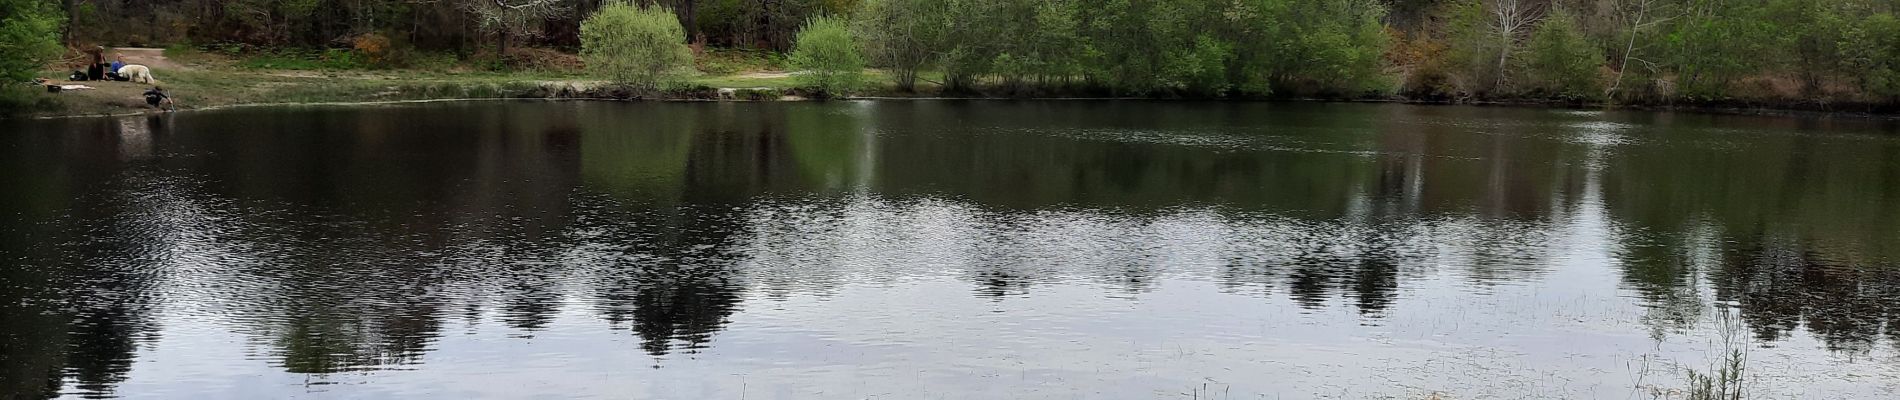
[117,64,157,84]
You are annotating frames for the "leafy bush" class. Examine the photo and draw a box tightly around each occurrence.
[581,1,695,90]
[352,33,396,67]
[1521,8,1603,99]
[1391,29,1457,99]
[1259,0,1393,96]
[853,0,945,91]
[0,0,61,114]
[1161,36,1233,96]
[788,15,865,97]
[1843,13,1900,99]
[0,0,61,84]
[320,49,362,69]
[1442,0,1504,96]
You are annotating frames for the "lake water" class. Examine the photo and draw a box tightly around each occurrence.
[4,101,1900,399]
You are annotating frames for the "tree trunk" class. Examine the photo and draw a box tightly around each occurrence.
[898,68,916,92]
[682,0,698,44]
[63,0,77,44]
[1606,0,1650,100]
[1496,29,1512,90]
[498,29,510,57]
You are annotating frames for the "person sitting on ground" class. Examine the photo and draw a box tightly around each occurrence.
[143,87,175,111]
[108,57,128,81]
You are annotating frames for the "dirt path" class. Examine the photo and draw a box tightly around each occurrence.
[734,71,795,79]
[108,47,190,71]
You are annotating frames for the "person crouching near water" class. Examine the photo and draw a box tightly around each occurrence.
[144,87,175,111]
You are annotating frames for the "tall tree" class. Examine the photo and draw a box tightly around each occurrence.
[1488,0,1547,89]
[1604,0,1665,99]
[464,0,574,54]
[853,0,944,91]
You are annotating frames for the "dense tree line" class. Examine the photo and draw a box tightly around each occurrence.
[839,0,1900,101]
[51,0,852,52]
[852,0,1390,96]
[8,0,1900,104]
[1394,0,1900,104]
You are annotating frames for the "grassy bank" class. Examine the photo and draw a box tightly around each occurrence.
[18,47,832,118]
[17,47,1899,120]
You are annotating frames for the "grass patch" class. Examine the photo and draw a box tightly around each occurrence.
[691,73,802,89]
[0,86,64,116]
[114,68,571,107]
[234,48,367,70]
[696,48,786,75]
[690,69,901,93]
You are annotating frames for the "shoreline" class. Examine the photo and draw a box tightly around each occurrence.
[17,80,1900,122]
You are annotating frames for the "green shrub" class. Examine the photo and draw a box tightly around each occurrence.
[697,48,785,75]
[1443,0,1504,96]
[0,0,60,115]
[1843,13,1900,99]
[320,49,362,69]
[1521,8,1603,99]
[1161,36,1233,96]
[0,0,62,84]
[788,15,865,97]
[853,0,944,92]
[581,1,696,90]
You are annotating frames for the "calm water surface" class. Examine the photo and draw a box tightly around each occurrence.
[4,101,1900,399]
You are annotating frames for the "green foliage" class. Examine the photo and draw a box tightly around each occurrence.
[1521,9,1603,99]
[0,0,61,83]
[1774,0,1850,94]
[697,48,787,75]
[1843,13,1900,98]
[1660,3,1779,98]
[1442,0,1502,95]
[1262,0,1393,95]
[1163,36,1233,95]
[234,48,368,70]
[581,2,695,89]
[852,0,945,91]
[863,0,1390,97]
[1684,349,1748,400]
[0,0,61,114]
[788,15,865,97]
[40,0,1900,106]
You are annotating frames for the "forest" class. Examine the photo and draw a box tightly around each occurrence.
[5,0,1900,106]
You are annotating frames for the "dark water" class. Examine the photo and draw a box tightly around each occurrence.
[3,101,1900,399]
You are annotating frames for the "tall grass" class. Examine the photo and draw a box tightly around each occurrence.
[1684,309,1750,400]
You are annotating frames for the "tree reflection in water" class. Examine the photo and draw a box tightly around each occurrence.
[1,102,1899,398]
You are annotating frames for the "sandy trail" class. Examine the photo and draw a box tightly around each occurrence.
[108,47,189,71]
[733,71,795,79]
